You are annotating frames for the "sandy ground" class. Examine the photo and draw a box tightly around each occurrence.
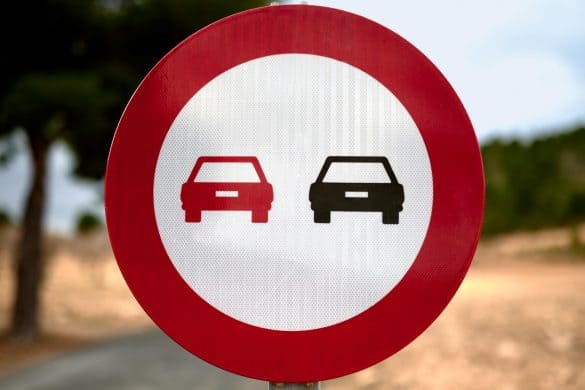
[0,226,584,389]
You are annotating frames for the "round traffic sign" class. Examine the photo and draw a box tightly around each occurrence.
[105,4,484,382]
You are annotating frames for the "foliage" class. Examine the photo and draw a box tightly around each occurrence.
[75,211,103,234]
[0,0,266,178]
[482,126,585,235]
[0,208,11,227]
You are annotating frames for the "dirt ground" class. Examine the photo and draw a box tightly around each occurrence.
[0,229,152,375]
[1,226,584,389]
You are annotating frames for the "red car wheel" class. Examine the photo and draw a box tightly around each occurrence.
[185,210,201,223]
[252,209,268,223]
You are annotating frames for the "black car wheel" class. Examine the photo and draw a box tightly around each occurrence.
[314,210,331,223]
[382,210,399,224]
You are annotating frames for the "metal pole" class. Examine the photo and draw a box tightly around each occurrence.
[269,383,321,389]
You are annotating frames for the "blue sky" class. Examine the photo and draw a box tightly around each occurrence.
[1,0,584,233]
[308,0,585,138]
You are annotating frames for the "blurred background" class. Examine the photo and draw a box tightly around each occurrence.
[0,0,584,389]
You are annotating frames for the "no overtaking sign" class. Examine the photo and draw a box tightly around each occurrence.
[105,4,484,383]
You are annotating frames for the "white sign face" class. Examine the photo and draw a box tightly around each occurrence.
[154,53,433,331]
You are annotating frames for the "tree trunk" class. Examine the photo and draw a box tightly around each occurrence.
[10,134,49,342]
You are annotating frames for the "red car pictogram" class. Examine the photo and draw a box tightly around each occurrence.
[181,156,273,223]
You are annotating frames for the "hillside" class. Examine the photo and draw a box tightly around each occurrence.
[482,126,585,235]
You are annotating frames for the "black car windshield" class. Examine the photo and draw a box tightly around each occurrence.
[194,162,261,182]
[322,162,391,183]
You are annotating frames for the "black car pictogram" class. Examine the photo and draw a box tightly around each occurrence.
[309,156,404,224]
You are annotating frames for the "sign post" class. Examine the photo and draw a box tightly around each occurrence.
[105,4,484,385]
[270,383,320,389]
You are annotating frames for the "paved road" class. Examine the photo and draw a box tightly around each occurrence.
[0,330,265,390]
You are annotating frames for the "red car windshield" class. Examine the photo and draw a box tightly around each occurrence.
[192,162,262,183]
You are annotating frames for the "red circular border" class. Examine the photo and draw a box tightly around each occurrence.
[105,5,484,382]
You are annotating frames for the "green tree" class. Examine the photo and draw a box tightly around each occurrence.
[0,1,115,341]
[0,0,264,341]
[482,126,585,235]
[0,208,11,227]
[75,211,103,235]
